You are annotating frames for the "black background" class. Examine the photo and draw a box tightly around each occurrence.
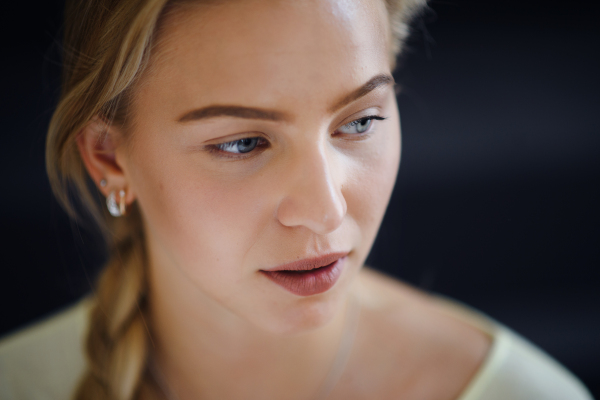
[1,0,599,396]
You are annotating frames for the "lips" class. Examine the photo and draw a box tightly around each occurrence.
[260,252,348,296]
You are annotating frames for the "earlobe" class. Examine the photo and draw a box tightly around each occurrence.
[76,117,136,205]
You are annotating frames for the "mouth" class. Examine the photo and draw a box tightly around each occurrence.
[260,252,348,296]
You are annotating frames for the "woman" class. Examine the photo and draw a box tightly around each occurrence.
[0,0,593,399]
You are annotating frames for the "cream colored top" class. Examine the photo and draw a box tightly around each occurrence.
[0,298,594,400]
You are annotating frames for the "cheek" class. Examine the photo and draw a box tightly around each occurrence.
[344,123,400,250]
[125,136,271,287]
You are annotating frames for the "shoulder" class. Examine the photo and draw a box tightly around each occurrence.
[459,326,594,400]
[340,267,593,400]
[0,299,91,400]
[336,267,491,400]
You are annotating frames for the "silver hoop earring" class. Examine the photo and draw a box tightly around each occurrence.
[119,189,126,216]
[106,190,127,217]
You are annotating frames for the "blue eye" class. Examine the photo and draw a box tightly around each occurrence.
[215,137,262,154]
[338,116,384,135]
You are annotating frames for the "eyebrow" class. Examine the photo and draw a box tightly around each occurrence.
[177,73,395,123]
[328,73,395,113]
[178,105,290,123]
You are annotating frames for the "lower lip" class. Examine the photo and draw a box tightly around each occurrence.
[261,257,345,296]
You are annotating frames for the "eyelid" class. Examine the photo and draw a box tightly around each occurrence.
[343,115,386,126]
[334,105,385,127]
[202,130,271,146]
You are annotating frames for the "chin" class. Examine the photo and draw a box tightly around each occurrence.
[258,292,346,336]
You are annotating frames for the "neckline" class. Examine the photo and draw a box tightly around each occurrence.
[428,295,511,400]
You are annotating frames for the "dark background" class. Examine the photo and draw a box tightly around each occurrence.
[1,0,599,396]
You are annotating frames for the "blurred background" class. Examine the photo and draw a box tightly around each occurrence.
[1,0,598,396]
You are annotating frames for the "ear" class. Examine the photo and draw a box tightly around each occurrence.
[76,117,136,205]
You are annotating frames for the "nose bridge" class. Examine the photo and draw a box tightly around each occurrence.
[276,141,347,234]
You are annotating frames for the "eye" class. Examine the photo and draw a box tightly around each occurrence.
[214,137,266,154]
[337,116,385,135]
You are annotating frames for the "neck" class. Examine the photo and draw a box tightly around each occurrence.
[146,247,356,400]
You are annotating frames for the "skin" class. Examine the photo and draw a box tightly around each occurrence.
[78,0,490,399]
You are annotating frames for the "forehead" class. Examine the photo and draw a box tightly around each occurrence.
[138,0,391,117]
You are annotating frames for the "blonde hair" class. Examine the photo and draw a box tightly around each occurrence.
[46,0,426,398]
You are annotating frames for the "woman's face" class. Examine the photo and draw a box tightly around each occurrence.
[119,0,400,334]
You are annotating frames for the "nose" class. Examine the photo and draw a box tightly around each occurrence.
[276,145,347,235]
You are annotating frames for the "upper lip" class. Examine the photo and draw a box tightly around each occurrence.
[262,252,349,272]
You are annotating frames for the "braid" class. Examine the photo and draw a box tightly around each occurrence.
[74,208,150,400]
[46,0,168,397]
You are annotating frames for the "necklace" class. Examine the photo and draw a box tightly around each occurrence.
[149,293,361,400]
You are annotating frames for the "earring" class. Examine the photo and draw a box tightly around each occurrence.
[119,189,126,216]
[106,189,127,217]
[100,179,107,187]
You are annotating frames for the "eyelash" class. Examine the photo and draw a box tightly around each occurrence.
[207,115,386,159]
[335,115,386,137]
